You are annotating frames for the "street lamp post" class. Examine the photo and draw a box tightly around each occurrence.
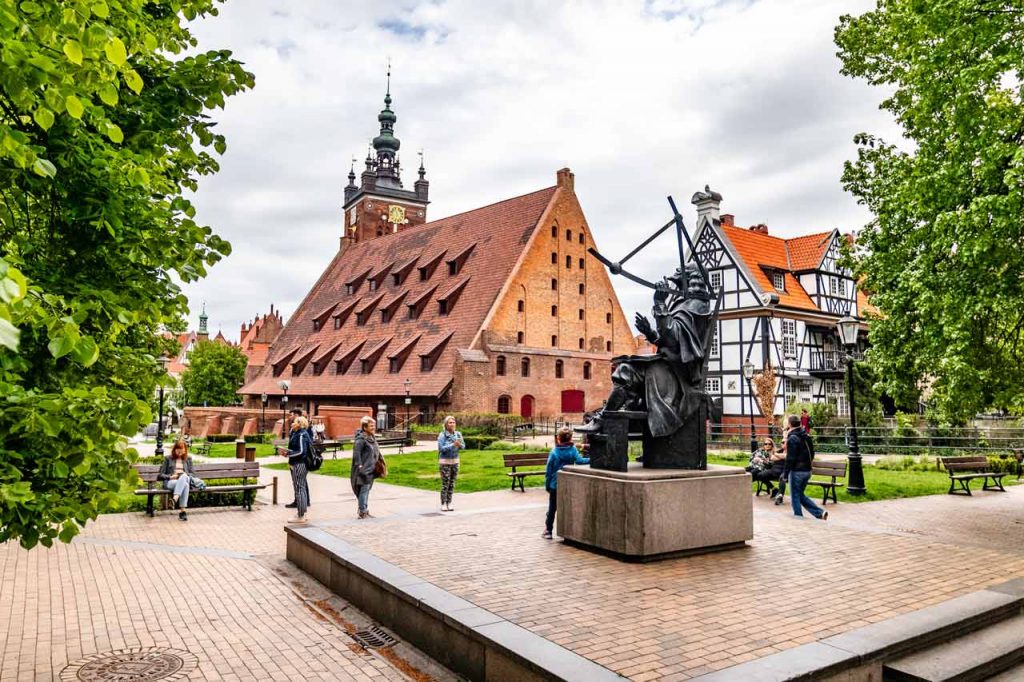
[742,360,757,454]
[155,355,170,457]
[837,316,866,495]
[279,380,291,439]
[403,378,412,456]
[260,393,268,435]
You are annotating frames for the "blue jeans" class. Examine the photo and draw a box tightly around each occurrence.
[165,477,190,508]
[789,471,825,518]
[357,481,373,514]
[545,489,557,533]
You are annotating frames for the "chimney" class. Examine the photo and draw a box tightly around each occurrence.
[690,185,723,224]
[556,167,574,191]
[720,213,735,227]
[748,223,769,235]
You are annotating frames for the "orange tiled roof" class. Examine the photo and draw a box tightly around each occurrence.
[720,226,818,312]
[786,231,833,271]
[240,185,559,398]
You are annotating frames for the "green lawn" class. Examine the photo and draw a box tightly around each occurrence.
[198,442,279,458]
[267,448,548,493]
[266,447,1021,503]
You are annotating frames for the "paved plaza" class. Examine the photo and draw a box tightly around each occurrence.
[2,461,1023,681]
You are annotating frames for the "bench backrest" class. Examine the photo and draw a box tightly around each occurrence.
[503,452,549,468]
[940,456,990,473]
[811,460,847,479]
[134,461,261,484]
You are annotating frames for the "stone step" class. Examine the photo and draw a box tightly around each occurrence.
[986,661,1024,681]
[883,613,1024,682]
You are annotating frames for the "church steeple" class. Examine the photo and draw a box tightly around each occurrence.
[198,301,209,340]
[371,68,402,188]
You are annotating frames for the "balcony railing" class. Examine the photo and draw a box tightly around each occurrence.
[809,350,843,372]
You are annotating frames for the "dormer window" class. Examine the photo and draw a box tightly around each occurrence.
[772,271,785,292]
[346,284,355,295]
[368,280,378,292]
[445,243,475,277]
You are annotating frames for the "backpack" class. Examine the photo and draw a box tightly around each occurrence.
[805,432,815,461]
[304,432,324,471]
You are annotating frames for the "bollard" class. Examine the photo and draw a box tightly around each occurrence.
[235,439,246,459]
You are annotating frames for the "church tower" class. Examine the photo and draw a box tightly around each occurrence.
[341,72,429,248]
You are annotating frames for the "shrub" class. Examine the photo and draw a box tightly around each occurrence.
[205,434,238,443]
[244,433,274,444]
[485,440,528,451]
[463,435,498,449]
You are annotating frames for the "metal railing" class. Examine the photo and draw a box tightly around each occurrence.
[808,350,843,372]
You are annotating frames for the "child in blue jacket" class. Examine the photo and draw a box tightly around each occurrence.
[543,426,589,539]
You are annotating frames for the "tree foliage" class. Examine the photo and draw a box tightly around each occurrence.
[836,2,1024,423]
[0,0,253,548]
[180,340,247,407]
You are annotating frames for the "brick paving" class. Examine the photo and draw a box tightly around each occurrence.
[324,484,1024,680]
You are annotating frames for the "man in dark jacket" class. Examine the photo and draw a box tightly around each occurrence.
[784,415,827,520]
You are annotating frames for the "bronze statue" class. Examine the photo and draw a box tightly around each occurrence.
[580,194,721,470]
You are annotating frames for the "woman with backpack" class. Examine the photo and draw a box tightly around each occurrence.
[285,416,313,524]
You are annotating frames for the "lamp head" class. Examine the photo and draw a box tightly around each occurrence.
[157,355,170,370]
[278,379,291,392]
[837,316,860,348]
[742,360,755,380]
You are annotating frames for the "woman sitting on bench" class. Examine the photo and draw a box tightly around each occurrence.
[157,439,203,521]
[747,438,787,501]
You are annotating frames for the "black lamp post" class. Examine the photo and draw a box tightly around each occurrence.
[279,380,290,439]
[260,392,268,435]
[155,355,170,457]
[403,378,412,455]
[742,360,757,454]
[837,316,866,495]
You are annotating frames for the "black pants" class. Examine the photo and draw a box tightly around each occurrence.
[545,489,557,533]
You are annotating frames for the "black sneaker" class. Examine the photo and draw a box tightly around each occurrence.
[285,502,297,508]
[179,511,188,521]
[774,495,784,506]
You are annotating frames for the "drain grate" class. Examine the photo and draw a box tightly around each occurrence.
[352,626,399,649]
[420,512,444,517]
[61,647,197,681]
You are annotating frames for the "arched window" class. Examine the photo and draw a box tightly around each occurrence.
[579,283,585,295]
[521,357,530,378]
[551,304,557,316]
[578,309,584,320]
[496,355,506,376]
[579,258,585,269]
[555,360,564,378]
[551,252,557,264]
[497,395,511,414]
[606,341,612,352]
[566,229,572,241]
[565,255,572,269]
[551,335,558,346]
[583,362,591,380]
[517,300,524,312]
[517,331,524,344]
[551,278,558,290]
[578,337,585,350]
[551,224,557,238]
[606,312,612,323]
[578,232,585,245]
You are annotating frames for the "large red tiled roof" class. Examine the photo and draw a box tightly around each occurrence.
[786,231,833,271]
[241,185,559,398]
[720,226,818,312]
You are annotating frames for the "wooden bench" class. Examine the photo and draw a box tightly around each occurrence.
[503,452,549,492]
[133,461,275,517]
[940,456,1006,496]
[192,442,211,457]
[806,460,847,505]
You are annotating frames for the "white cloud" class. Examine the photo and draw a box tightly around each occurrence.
[183,0,896,339]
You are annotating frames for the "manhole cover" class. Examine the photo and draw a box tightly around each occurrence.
[420,512,444,517]
[61,647,198,681]
[352,626,399,649]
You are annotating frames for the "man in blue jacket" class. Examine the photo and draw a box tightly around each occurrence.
[543,427,590,539]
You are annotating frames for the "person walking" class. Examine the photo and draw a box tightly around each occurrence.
[286,407,313,509]
[351,416,381,519]
[285,416,313,524]
[437,415,464,512]
[542,427,589,539]
[157,439,203,521]
[784,414,827,520]
[800,408,813,434]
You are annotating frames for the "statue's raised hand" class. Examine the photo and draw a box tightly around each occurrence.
[635,313,655,341]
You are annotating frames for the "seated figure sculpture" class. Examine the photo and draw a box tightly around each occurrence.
[579,261,714,469]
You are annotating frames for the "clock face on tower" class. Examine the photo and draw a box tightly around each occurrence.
[388,204,406,224]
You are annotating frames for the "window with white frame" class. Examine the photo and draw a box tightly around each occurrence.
[829,276,838,296]
[838,278,847,296]
[784,378,798,405]
[825,379,848,416]
[772,271,785,291]
[710,325,719,357]
[781,319,797,358]
[709,270,722,293]
[705,377,721,393]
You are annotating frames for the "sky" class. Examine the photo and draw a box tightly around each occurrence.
[184,0,898,341]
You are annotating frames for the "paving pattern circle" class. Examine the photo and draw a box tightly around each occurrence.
[60,647,197,681]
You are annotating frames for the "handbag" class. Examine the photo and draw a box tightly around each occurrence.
[190,477,207,491]
[373,453,388,478]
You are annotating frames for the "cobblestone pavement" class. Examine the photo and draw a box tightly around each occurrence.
[325,484,1024,681]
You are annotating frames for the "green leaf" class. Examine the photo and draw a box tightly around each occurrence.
[47,334,75,359]
[128,167,149,186]
[33,107,54,130]
[123,69,143,95]
[105,36,127,66]
[214,138,226,155]
[63,40,83,65]
[65,95,84,119]
[18,2,41,15]
[90,1,109,19]
[0,317,20,351]
[98,83,118,106]
[106,123,123,143]
[32,158,56,177]
[72,336,99,366]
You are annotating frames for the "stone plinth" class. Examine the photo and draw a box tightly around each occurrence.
[557,463,752,561]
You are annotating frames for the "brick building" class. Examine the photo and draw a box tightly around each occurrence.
[238,305,285,383]
[238,86,635,423]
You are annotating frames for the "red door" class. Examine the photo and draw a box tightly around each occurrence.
[520,395,535,419]
[561,390,585,413]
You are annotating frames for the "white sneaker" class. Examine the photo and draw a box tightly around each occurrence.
[287,516,307,524]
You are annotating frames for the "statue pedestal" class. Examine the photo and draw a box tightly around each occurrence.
[556,463,752,562]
